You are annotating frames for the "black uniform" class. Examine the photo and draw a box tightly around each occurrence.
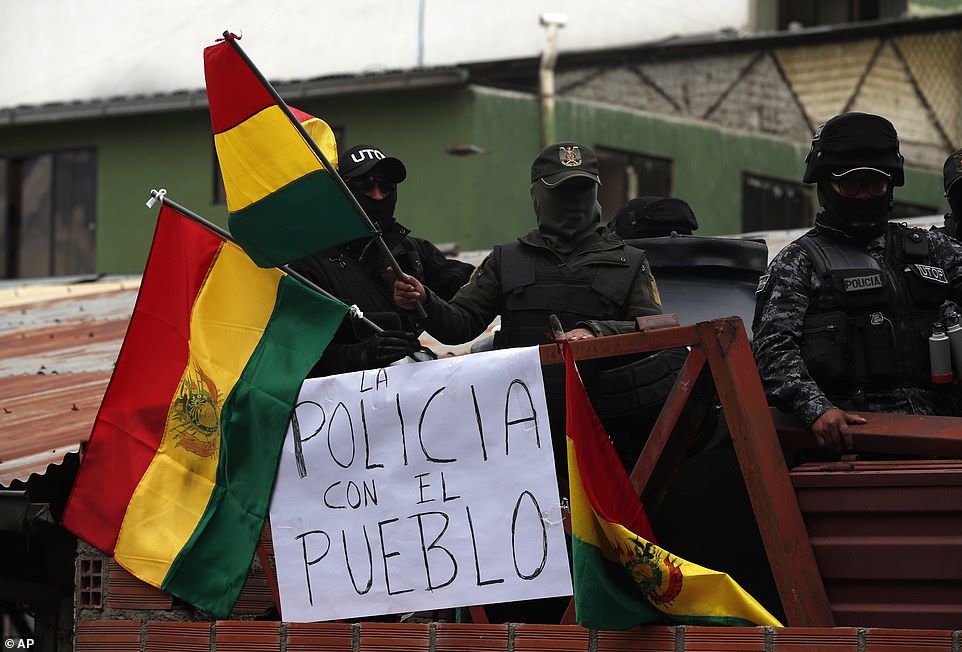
[291,220,473,375]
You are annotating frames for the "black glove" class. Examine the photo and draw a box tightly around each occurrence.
[359,330,422,368]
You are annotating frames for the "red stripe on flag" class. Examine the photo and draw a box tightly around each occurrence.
[565,346,655,541]
[62,206,222,554]
[203,39,275,134]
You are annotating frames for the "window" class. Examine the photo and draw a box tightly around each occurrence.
[742,172,815,232]
[595,147,672,222]
[1,149,97,279]
[213,147,227,205]
[776,0,906,30]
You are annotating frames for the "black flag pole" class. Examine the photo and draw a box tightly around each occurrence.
[221,31,429,320]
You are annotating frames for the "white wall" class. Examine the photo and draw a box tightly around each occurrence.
[0,0,748,109]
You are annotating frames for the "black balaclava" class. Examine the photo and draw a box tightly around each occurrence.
[352,185,398,229]
[947,188,962,237]
[815,179,891,242]
[531,181,601,253]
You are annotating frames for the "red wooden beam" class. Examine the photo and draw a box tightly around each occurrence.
[697,318,834,627]
[629,346,714,511]
[772,408,962,457]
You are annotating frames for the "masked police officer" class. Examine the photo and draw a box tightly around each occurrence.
[941,147,962,239]
[753,112,962,454]
[292,143,474,373]
[392,142,663,463]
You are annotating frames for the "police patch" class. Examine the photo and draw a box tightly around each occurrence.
[914,264,948,284]
[843,274,883,292]
[559,145,582,167]
[755,274,769,295]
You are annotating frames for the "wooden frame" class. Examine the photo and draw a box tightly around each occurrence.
[260,316,837,626]
[536,316,833,627]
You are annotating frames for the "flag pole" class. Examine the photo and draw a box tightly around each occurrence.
[221,31,429,320]
[146,189,386,333]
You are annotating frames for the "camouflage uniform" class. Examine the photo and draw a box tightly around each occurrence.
[752,221,962,427]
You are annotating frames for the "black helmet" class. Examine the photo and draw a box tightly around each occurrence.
[609,196,698,239]
[803,112,904,186]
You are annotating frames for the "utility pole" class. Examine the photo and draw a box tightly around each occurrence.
[539,12,567,148]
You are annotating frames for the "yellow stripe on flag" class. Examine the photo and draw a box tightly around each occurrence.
[568,438,606,549]
[114,242,284,586]
[215,105,323,212]
[568,442,779,626]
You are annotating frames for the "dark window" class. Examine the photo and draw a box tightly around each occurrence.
[742,172,815,232]
[213,144,226,205]
[1,149,96,279]
[595,148,672,222]
[777,0,905,29]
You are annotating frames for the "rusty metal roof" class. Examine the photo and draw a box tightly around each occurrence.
[0,277,139,486]
[0,269,494,486]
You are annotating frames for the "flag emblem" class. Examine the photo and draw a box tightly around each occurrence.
[172,364,222,458]
[625,539,684,606]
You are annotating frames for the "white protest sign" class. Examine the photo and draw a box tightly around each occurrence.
[269,346,572,622]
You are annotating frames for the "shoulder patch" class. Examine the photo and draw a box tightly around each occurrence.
[914,264,948,284]
[755,274,770,295]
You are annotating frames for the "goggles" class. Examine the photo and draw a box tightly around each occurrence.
[348,175,397,195]
[832,174,889,199]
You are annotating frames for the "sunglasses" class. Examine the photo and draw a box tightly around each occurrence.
[833,175,889,199]
[348,175,396,194]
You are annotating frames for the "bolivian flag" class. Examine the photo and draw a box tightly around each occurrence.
[204,34,377,267]
[62,203,348,617]
[565,346,782,629]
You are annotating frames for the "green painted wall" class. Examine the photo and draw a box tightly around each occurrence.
[295,85,543,250]
[2,111,226,274]
[0,84,946,277]
[555,99,945,235]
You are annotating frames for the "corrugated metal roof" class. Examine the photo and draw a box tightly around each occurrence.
[0,278,138,486]
[0,270,499,485]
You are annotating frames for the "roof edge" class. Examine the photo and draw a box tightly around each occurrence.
[0,67,469,125]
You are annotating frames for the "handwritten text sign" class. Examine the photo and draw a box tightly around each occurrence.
[269,346,572,622]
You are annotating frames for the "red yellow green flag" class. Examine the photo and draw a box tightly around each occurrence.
[565,345,782,629]
[204,34,376,267]
[62,203,348,617]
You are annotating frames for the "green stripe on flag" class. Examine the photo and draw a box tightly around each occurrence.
[228,170,376,267]
[161,277,348,616]
[572,536,759,630]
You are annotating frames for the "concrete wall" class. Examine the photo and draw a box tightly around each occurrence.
[2,23,954,277]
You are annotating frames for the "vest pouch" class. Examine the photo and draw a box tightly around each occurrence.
[800,311,849,385]
[586,347,688,417]
[901,264,950,307]
[853,312,899,384]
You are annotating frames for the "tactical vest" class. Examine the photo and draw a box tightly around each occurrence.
[796,224,950,392]
[491,242,645,349]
